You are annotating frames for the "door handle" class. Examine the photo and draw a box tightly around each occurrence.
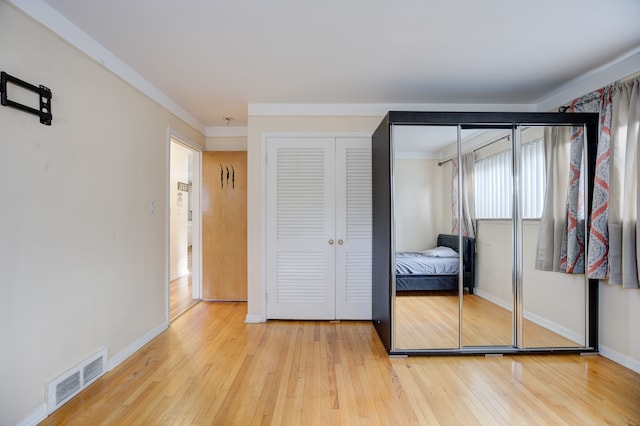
[329,239,334,245]
[338,239,344,245]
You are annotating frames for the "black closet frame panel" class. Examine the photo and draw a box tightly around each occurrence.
[372,117,392,349]
[371,111,599,356]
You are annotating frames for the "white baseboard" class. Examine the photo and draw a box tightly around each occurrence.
[108,320,168,371]
[473,289,511,310]
[473,289,584,345]
[16,403,47,426]
[523,310,584,345]
[599,345,640,374]
[245,314,265,323]
[169,269,189,281]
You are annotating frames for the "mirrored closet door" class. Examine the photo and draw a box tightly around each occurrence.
[520,125,588,349]
[392,125,461,350]
[460,125,514,348]
[372,112,599,355]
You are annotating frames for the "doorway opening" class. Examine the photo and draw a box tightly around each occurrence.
[169,134,201,320]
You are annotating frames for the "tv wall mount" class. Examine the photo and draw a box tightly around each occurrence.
[1,71,52,125]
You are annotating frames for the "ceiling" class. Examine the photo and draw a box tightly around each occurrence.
[24,1,640,128]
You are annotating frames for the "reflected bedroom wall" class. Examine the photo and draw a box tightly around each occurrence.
[394,158,447,251]
[475,220,586,344]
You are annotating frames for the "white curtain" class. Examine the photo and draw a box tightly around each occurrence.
[608,78,639,288]
[535,127,572,271]
[452,152,476,238]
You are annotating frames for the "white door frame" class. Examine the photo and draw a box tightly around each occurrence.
[166,128,202,322]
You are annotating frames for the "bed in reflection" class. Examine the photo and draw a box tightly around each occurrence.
[395,234,476,294]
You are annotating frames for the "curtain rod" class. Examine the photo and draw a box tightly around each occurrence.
[437,134,511,166]
[558,70,640,112]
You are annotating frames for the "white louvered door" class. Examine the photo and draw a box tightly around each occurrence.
[266,138,336,319]
[335,138,372,319]
[266,137,372,320]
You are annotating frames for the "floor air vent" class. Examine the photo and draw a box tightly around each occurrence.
[46,348,107,414]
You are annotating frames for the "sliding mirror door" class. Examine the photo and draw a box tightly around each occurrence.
[375,111,598,355]
[520,125,588,349]
[392,125,460,350]
[459,124,589,349]
[460,126,515,347]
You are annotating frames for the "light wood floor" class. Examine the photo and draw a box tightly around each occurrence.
[169,271,197,320]
[396,292,578,349]
[40,302,640,425]
[169,247,198,320]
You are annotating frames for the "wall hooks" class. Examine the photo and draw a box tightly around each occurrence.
[1,71,53,125]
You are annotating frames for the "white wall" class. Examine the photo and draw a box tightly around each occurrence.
[394,158,447,251]
[206,136,247,151]
[440,161,454,234]
[169,143,190,280]
[475,220,514,304]
[0,4,204,424]
[600,284,640,371]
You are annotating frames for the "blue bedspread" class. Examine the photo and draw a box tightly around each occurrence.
[395,252,459,275]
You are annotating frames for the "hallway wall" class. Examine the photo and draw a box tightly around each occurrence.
[0,3,204,424]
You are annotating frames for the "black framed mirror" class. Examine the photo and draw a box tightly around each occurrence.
[372,111,599,355]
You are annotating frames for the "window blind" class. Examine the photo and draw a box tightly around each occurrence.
[474,138,545,219]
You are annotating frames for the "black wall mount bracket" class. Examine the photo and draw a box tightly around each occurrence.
[1,71,52,125]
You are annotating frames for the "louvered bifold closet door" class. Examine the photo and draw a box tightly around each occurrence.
[266,138,336,319]
[335,138,372,319]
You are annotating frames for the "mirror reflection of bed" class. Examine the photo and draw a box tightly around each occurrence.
[395,234,473,349]
[393,125,586,350]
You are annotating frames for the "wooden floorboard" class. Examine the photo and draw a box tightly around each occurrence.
[169,247,197,320]
[169,272,197,320]
[41,302,640,425]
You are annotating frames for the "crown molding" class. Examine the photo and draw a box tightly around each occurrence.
[248,103,536,117]
[8,0,206,134]
[535,46,640,112]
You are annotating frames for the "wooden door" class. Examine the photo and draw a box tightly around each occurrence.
[266,138,336,319]
[202,151,247,300]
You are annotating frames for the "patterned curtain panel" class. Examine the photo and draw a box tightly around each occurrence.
[451,153,476,238]
[571,77,639,288]
[570,87,614,278]
[558,125,586,273]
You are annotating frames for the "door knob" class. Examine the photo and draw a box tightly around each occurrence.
[329,239,334,245]
[338,239,344,245]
